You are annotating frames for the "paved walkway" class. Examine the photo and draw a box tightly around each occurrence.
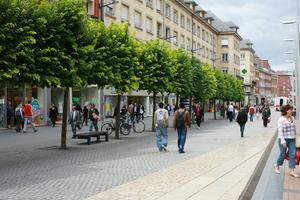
[86,114,279,200]
[0,111,278,200]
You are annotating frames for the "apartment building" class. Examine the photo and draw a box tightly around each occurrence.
[239,39,255,105]
[277,71,294,98]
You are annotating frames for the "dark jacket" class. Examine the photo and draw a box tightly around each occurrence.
[49,107,58,118]
[88,108,99,120]
[236,110,248,125]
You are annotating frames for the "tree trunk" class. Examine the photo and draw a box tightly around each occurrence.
[114,94,121,139]
[189,95,192,114]
[152,93,156,132]
[176,94,179,107]
[213,98,216,120]
[61,87,69,149]
[202,100,205,122]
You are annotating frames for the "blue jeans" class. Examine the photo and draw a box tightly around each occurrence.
[89,119,98,132]
[177,128,187,152]
[156,127,168,150]
[240,124,245,137]
[277,138,296,169]
[250,114,254,121]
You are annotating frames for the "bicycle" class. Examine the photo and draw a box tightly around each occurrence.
[119,115,145,135]
[100,115,127,135]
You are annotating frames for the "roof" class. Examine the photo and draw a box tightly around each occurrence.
[183,0,198,6]
[205,11,239,32]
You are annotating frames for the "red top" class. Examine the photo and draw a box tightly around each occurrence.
[24,104,33,116]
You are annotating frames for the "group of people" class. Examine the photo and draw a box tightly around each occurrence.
[154,102,191,153]
[14,100,38,133]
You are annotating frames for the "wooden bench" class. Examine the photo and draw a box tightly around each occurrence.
[75,131,108,145]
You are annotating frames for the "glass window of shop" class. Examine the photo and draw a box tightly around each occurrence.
[0,85,6,128]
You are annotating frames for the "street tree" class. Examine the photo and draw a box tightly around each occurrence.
[139,39,174,131]
[104,23,141,139]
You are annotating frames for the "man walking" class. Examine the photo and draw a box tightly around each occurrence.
[173,103,191,153]
[228,103,234,122]
[236,107,248,137]
[262,104,271,127]
[69,106,80,138]
[23,100,38,133]
[15,104,24,133]
[194,103,202,129]
[154,102,169,152]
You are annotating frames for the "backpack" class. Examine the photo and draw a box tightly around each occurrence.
[249,107,255,114]
[176,110,186,128]
[262,107,269,117]
[15,109,22,117]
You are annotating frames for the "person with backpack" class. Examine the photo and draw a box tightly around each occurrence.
[249,104,255,122]
[236,107,248,138]
[154,102,169,152]
[262,105,271,127]
[173,103,191,153]
[15,104,24,133]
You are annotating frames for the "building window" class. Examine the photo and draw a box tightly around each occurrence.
[180,34,185,48]
[156,0,162,12]
[223,68,228,73]
[192,40,196,52]
[197,43,201,55]
[206,48,209,58]
[222,53,229,63]
[210,34,213,45]
[173,31,178,45]
[180,14,185,28]
[166,27,171,41]
[157,22,162,38]
[146,17,153,33]
[206,31,209,43]
[197,26,201,38]
[134,11,142,29]
[221,39,229,47]
[192,22,196,35]
[202,45,205,57]
[166,3,171,18]
[121,4,129,22]
[173,9,178,24]
[146,0,153,8]
[187,38,191,50]
[202,29,205,41]
[186,18,191,32]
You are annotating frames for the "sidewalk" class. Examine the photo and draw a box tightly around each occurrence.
[85,114,279,200]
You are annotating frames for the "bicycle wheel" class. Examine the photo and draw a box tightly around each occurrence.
[133,121,145,133]
[120,123,131,135]
[101,123,113,135]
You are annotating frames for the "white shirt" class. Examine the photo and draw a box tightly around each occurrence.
[228,105,234,112]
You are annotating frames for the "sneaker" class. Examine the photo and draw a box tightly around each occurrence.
[274,165,280,174]
[162,145,167,152]
[290,172,299,178]
[23,131,26,133]
[34,129,38,133]
[179,150,185,154]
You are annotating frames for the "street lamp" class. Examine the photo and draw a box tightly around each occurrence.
[283,38,295,41]
[284,51,294,54]
[99,0,119,22]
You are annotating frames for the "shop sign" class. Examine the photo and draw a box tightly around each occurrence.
[0,99,4,104]
[72,97,80,102]
[32,99,39,112]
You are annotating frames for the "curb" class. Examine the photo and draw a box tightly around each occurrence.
[238,130,278,200]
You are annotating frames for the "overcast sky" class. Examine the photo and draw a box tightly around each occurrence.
[197,0,297,71]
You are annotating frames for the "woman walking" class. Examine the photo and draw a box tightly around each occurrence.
[275,104,299,178]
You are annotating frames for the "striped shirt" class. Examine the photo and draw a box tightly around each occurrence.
[278,116,296,144]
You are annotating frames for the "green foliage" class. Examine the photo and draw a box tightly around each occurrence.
[139,39,173,94]
[171,49,193,97]
[192,58,217,101]
[104,23,141,94]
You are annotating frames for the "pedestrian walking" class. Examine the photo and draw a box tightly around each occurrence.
[7,102,12,128]
[49,104,58,127]
[69,106,81,138]
[154,102,169,152]
[236,107,248,138]
[15,104,24,132]
[23,100,38,133]
[88,104,99,132]
[82,106,89,126]
[274,104,299,178]
[140,104,145,120]
[194,103,202,129]
[262,105,271,127]
[249,104,255,122]
[173,103,191,153]
[256,105,261,121]
[228,103,234,122]
[128,102,135,122]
